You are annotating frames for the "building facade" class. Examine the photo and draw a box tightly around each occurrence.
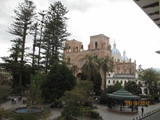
[63,34,139,90]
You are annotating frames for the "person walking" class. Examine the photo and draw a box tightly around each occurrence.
[141,107,144,116]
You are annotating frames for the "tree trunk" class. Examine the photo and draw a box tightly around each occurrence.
[103,70,106,91]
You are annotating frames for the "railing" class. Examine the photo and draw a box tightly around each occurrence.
[131,108,160,120]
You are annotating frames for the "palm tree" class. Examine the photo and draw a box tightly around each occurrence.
[100,56,114,90]
[71,64,79,76]
[82,55,100,81]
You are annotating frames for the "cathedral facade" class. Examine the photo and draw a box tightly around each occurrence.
[63,34,137,90]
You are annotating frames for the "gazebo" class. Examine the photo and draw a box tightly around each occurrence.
[107,89,140,113]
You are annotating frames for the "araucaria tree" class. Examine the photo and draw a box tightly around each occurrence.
[41,1,70,73]
[2,0,36,86]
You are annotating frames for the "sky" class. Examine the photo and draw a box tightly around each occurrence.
[0,0,160,69]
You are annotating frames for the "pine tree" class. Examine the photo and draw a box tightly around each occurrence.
[41,1,70,73]
[5,0,36,85]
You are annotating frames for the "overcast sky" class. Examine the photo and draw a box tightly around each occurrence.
[0,0,160,69]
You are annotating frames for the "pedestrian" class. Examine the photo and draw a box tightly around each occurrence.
[141,107,144,116]
[11,98,14,104]
[14,98,17,104]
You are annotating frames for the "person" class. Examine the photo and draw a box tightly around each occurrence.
[14,98,17,104]
[141,107,144,116]
[11,98,14,104]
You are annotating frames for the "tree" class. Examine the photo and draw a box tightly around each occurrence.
[139,68,160,97]
[125,81,141,95]
[2,0,36,86]
[99,56,114,90]
[59,88,92,120]
[99,91,108,104]
[76,80,93,93]
[107,82,122,93]
[37,10,46,70]
[82,55,99,81]
[0,73,12,102]
[41,1,70,73]
[29,22,39,72]
[92,72,102,95]
[26,79,43,111]
[0,107,9,120]
[41,61,76,102]
[71,64,79,76]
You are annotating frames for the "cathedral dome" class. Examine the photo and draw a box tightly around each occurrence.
[112,42,121,55]
[121,50,129,62]
[111,42,121,61]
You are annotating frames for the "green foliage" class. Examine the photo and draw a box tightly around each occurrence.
[27,78,43,107]
[91,109,99,119]
[2,0,37,86]
[0,107,9,120]
[99,56,114,90]
[14,113,37,120]
[41,1,70,73]
[61,103,81,120]
[80,73,87,80]
[0,85,12,102]
[30,73,46,86]
[82,55,100,81]
[107,82,122,93]
[0,73,12,102]
[41,61,76,102]
[92,72,102,95]
[139,68,160,95]
[125,81,141,95]
[99,91,108,104]
[76,81,93,93]
[60,88,92,120]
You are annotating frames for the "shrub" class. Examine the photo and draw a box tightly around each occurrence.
[91,109,99,119]
[14,113,37,120]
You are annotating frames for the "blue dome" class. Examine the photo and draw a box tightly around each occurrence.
[122,56,128,61]
[121,50,128,61]
[112,48,121,55]
[112,42,121,55]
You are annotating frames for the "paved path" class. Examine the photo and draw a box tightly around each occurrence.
[96,103,160,120]
[1,97,160,120]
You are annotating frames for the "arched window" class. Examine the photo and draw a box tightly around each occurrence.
[113,80,115,84]
[76,47,78,51]
[124,81,127,84]
[144,88,148,95]
[139,81,141,85]
[67,58,70,64]
[95,42,98,49]
[108,80,110,84]
[81,45,83,49]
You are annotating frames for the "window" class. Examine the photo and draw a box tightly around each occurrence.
[76,47,78,51]
[67,58,70,64]
[81,45,83,49]
[108,80,110,84]
[95,42,98,49]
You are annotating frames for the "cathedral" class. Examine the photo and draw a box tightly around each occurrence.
[63,34,139,90]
